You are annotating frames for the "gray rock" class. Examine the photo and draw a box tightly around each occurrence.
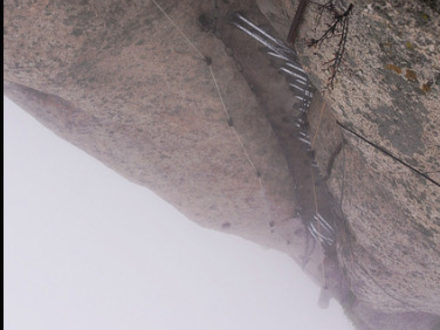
[4,0,440,328]
[257,0,440,324]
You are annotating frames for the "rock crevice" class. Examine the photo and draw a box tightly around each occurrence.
[4,0,440,328]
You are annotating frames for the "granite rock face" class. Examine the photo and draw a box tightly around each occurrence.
[257,0,440,318]
[4,0,326,283]
[4,0,440,329]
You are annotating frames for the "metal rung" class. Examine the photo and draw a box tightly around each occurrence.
[286,61,306,73]
[316,213,335,233]
[233,23,280,53]
[281,67,308,82]
[266,51,290,61]
[235,14,286,48]
[299,137,311,145]
[309,222,333,244]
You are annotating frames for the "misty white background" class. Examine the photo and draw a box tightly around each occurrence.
[4,97,354,330]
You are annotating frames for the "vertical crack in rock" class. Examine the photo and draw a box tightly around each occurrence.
[317,139,344,182]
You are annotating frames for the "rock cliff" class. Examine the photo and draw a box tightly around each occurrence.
[4,0,440,329]
[257,0,440,319]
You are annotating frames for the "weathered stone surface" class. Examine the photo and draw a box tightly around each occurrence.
[4,0,326,283]
[257,0,440,318]
[5,0,280,239]
[259,0,440,180]
[4,0,440,329]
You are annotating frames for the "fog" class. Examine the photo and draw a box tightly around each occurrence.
[4,97,354,330]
